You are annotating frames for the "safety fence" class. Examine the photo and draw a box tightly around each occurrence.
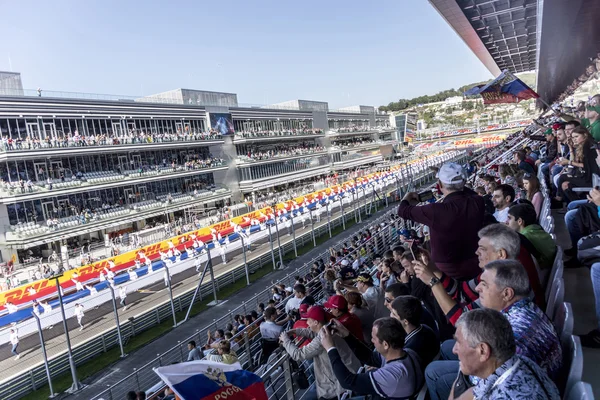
[0,152,468,400]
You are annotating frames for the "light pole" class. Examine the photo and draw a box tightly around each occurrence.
[162,262,178,327]
[339,194,346,230]
[272,218,284,268]
[239,235,251,285]
[32,312,57,398]
[108,284,127,358]
[53,275,82,393]
[267,223,277,269]
[309,208,316,246]
[290,213,298,257]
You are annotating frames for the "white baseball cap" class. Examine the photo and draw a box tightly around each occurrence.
[341,259,349,266]
[436,162,466,185]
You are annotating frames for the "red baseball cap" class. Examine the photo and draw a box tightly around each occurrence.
[323,295,348,311]
[305,305,328,323]
[299,303,310,318]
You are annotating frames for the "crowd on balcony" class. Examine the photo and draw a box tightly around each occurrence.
[329,125,372,133]
[332,137,378,150]
[239,142,325,162]
[235,128,323,139]
[0,129,222,151]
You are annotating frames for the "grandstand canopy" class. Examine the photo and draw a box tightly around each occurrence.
[429,0,600,104]
[429,0,537,76]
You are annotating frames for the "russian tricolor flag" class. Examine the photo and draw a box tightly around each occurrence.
[154,361,268,400]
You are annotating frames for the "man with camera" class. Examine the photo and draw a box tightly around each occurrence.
[280,306,361,400]
[398,162,484,280]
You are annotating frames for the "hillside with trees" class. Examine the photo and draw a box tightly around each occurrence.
[379,72,536,112]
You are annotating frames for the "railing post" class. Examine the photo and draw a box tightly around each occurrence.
[244,332,253,369]
[282,357,296,400]
[134,368,140,391]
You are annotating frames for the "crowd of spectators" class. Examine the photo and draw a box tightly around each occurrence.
[332,138,378,150]
[239,142,325,162]
[142,135,573,400]
[235,128,323,139]
[0,129,222,151]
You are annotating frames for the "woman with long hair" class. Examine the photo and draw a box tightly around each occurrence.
[523,174,543,218]
[556,126,599,203]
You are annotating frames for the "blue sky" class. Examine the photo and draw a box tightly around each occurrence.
[0,0,493,109]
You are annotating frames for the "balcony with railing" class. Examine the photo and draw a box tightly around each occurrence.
[4,186,231,245]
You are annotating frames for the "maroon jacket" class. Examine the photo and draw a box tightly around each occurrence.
[398,188,485,280]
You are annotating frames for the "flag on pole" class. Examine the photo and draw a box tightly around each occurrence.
[464,70,539,104]
[154,360,268,400]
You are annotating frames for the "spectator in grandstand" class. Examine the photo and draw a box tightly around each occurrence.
[127,391,137,400]
[284,284,307,313]
[491,184,515,223]
[522,173,543,218]
[206,340,238,365]
[383,283,439,338]
[556,126,600,203]
[321,317,424,400]
[531,127,558,168]
[423,260,561,400]
[451,309,559,400]
[418,223,544,308]
[378,259,398,289]
[513,149,534,174]
[203,329,224,351]
[507,204,557,270]
[187,340,202,361]
[398,162,484,280]
[475,186,496,215]
[582,94,600,140]
[259,307,284,340]
[345,291,373,343]
[136,391,146,400]
[390,296,439,367]
[338,273,386,319]
[323,294,364,341]
[280,305,361,400]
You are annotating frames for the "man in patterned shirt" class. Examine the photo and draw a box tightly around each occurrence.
[450,309,559,400]
[423,260,561,400]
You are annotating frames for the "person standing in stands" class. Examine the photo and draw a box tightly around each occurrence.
[398,162,484,280]
[491,184,515,223]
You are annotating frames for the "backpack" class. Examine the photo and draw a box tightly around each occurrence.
[577,232,600,267]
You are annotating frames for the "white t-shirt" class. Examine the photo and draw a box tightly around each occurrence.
[493,207,510,223]
[10,330,18,345]
[285,296,303,313]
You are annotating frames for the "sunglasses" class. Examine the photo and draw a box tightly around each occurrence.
[384,297,393,303]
